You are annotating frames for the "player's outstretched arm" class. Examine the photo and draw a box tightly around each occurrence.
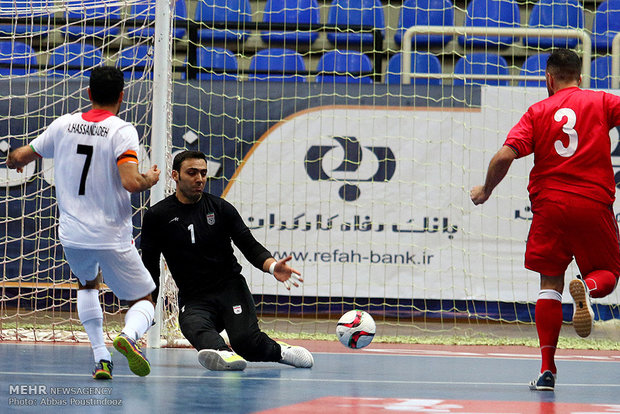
[6,145,40,172]
[264,256,303,290]
[118,162,160,193]
[470,145,517,205]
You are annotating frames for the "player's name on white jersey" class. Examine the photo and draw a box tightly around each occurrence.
[67,122,110,137]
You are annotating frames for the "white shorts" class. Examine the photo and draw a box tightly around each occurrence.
[63,245,156,301]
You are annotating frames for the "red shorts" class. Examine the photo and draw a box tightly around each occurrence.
[525,190,620,277]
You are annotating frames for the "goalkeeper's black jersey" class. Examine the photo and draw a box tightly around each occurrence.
[140,192,272,305]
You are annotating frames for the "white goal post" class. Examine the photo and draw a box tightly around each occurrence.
[613,33,620,90]
[145,0,173,350]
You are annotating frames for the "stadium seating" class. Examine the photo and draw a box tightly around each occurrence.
[128,0,188,40]
[117,45,153,80]
[386,52,442,85]
[0,0,52,38]
[194,0,252,43]
[453,53,510,86]
[0,41,38,76]
[518,53,550,87]
[525,0,584,49]
[459,0,521,48]
[249,48,306,81]
[591,0,620,52]
[47,44,103,77]
[62,0,121,39]
[394,0,455,47]
[315,50,373,83]
[591,55,612,89]
[261,0,320,46]
[195,47,238,80]
[326,0,386,47]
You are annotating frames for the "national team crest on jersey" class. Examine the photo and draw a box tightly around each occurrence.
[207,213,215,225]
[233,305,242,314]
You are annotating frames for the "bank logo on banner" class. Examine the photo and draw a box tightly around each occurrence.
[223,106,464,299]
[304,136,396,201]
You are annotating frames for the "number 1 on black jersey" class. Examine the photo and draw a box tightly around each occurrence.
[77,144,93,195]
[188,224,195,244]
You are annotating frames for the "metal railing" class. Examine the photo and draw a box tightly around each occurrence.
[401,26,593,88]
[0,16,385,81]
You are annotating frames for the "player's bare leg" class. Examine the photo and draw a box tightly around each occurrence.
[529,274,563,391]
[77,272,113,379]
[113,294,155,377]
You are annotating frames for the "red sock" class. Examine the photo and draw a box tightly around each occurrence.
[584,270,618,298]
[535,291,563,374]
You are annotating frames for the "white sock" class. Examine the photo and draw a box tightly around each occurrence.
[77,289,110,362]
[122,300,154,341]
[539,289,562,302]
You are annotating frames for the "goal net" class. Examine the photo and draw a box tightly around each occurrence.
[0,0,164,342]
[1,0,619,348]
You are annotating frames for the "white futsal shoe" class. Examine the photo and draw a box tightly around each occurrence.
[198,349,247,371]
[278,341,314,368]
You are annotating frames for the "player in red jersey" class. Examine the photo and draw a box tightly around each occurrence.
[470,49,620,391]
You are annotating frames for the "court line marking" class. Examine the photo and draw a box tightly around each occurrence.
[314,350,620,362]
[2,370,620,388]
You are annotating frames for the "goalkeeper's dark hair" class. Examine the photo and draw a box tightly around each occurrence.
[173,150,207,172]
[89,66,125,106]
[546,49,581,84]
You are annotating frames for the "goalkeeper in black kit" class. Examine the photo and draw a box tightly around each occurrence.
[140,150,313,371]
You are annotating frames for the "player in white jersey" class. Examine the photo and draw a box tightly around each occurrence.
[7,66,160,379]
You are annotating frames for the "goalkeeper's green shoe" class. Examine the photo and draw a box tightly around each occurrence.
[198,349,247,371]
[113,333,151,377]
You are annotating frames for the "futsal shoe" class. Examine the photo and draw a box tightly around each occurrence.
[198,349,247,371]
[569,278,594,338]
[529,370,555,391]
[278,341,314,368]
[92,360,113,380]
[113,333,151,376]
